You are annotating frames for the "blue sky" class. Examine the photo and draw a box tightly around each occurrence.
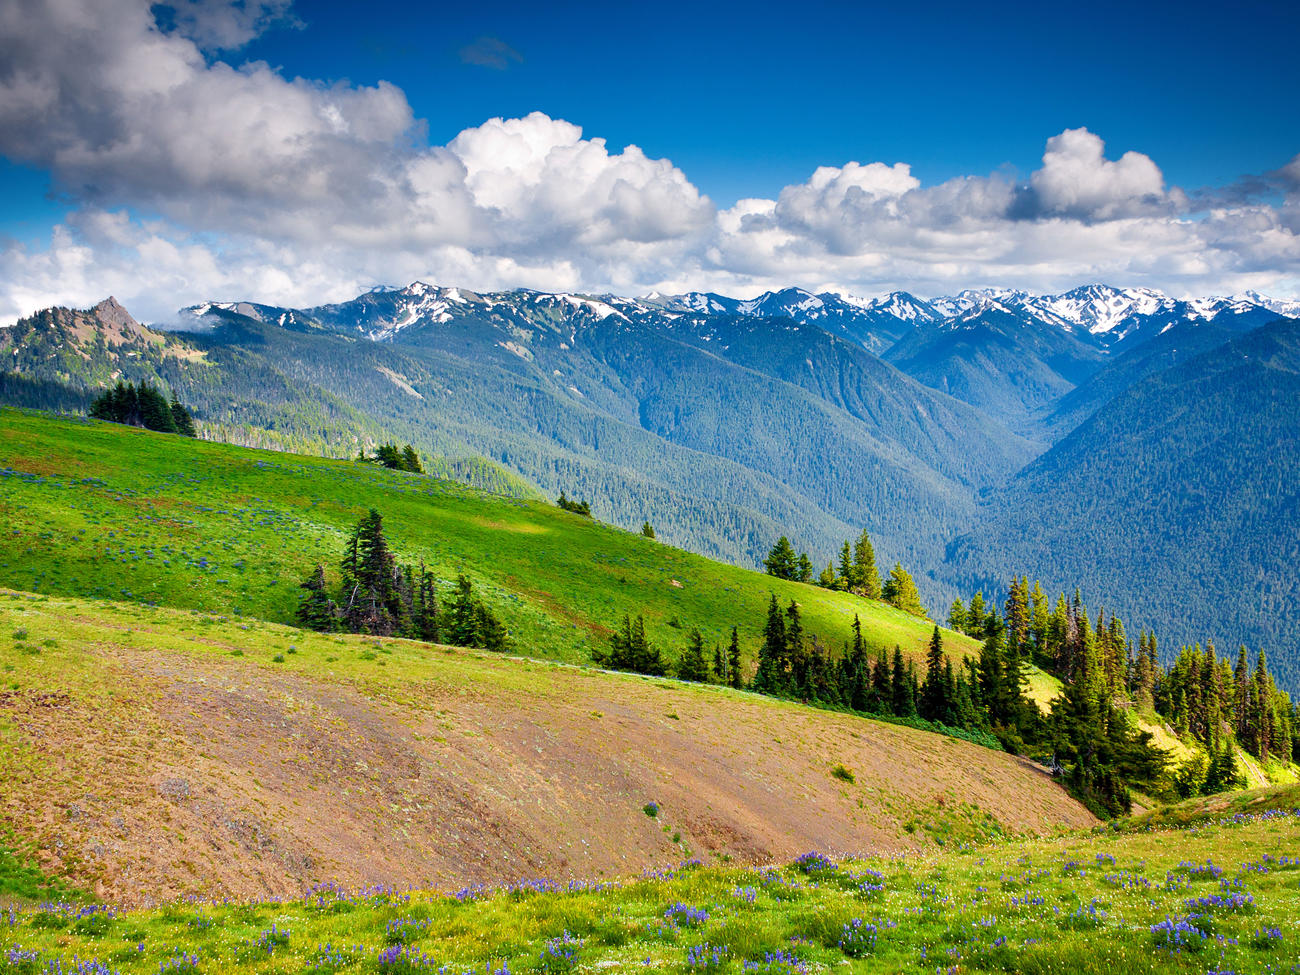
[233,0,1300,201]
[1,0,1298,320]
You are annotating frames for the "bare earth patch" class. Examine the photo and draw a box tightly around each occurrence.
[0,593,1093,905]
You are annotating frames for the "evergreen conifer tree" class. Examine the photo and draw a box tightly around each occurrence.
[727,627,743,689]
[891,646,914,716]
[966,591,987,637]
[753,595,788,693]
[763,537,798,580]
[678,629,711,683]
[785,600,807,694]
[882,564,927,618]
[413,563,440,643]
[796,552,813,584]
[919,626,947,722]
[401,445,423,473]
[169,394,197,437]
[447,574,480,647]
[870,650,891,713]
[296,564,337,631]
[851,530,881,598]
[946,597,967,633]
[837,541,854,591]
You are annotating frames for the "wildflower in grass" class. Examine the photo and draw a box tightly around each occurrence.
[852,869,886,899]
[158,953,200,973]
[665,903,710,927]
[792,852,837,875]
[732,886,757,903]
[244,924,291,956]
[306,943,363,974]
[741,948,807,975]
[1007,894,1044,909]
[1250,925,1283,949]
[1175,860,1223,881]
[376,943,439,972]
[1184,892,1254,913]
[4,946,42,975]
[385,918,430,946]
[838,918,878,958]
[1058,900,1107,931]
[1151,915,1210,952]
[537,932,583,973]
[451,883,490,902]
[685,942,729,972]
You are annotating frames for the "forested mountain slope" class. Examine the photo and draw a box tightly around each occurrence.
[1040,318,1237,439]
[884,305,1104,433]
[948,317,1300,690]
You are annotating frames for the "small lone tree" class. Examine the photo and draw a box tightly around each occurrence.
[727,626,744,688]
[763,537,798,580]
[882,563,927,618]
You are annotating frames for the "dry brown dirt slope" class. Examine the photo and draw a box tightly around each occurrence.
[0,590,1094,905]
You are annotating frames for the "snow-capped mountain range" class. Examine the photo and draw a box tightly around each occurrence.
[175,282,1300,358]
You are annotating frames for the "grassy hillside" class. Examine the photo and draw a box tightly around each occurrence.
[1,780,1295,975]
[0,590,1088,904]
[0,408,977,670]
[1117,781,1300,831]
[1,294,1034,605]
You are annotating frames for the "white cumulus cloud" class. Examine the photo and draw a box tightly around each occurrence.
[0,0,1297,323]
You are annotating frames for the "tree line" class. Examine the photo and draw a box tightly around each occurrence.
[89,381,196,436]
[598,565,1299,818]
[557,491,592,517]
[764,530,928,618]
[296,509,507,652]
[358,442,424,473]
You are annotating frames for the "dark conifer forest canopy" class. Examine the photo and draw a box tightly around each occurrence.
[296,508,507,652]
[88,380,196,436]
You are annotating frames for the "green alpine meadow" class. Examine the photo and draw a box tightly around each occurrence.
[3,2,1299,969]
[2,403,1299,974]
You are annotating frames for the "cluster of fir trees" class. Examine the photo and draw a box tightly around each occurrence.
[556,492,592,517]
[359,442,423,473]
[954,578,1297,770]
[89,381,196,436]
[1154,643,1295,769]
[602,576,1164,816]
[764,530,928,619]
[950,576,1299,807]
[296,508,507,651]
[593,614,743,687]
[753,596,929,719]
